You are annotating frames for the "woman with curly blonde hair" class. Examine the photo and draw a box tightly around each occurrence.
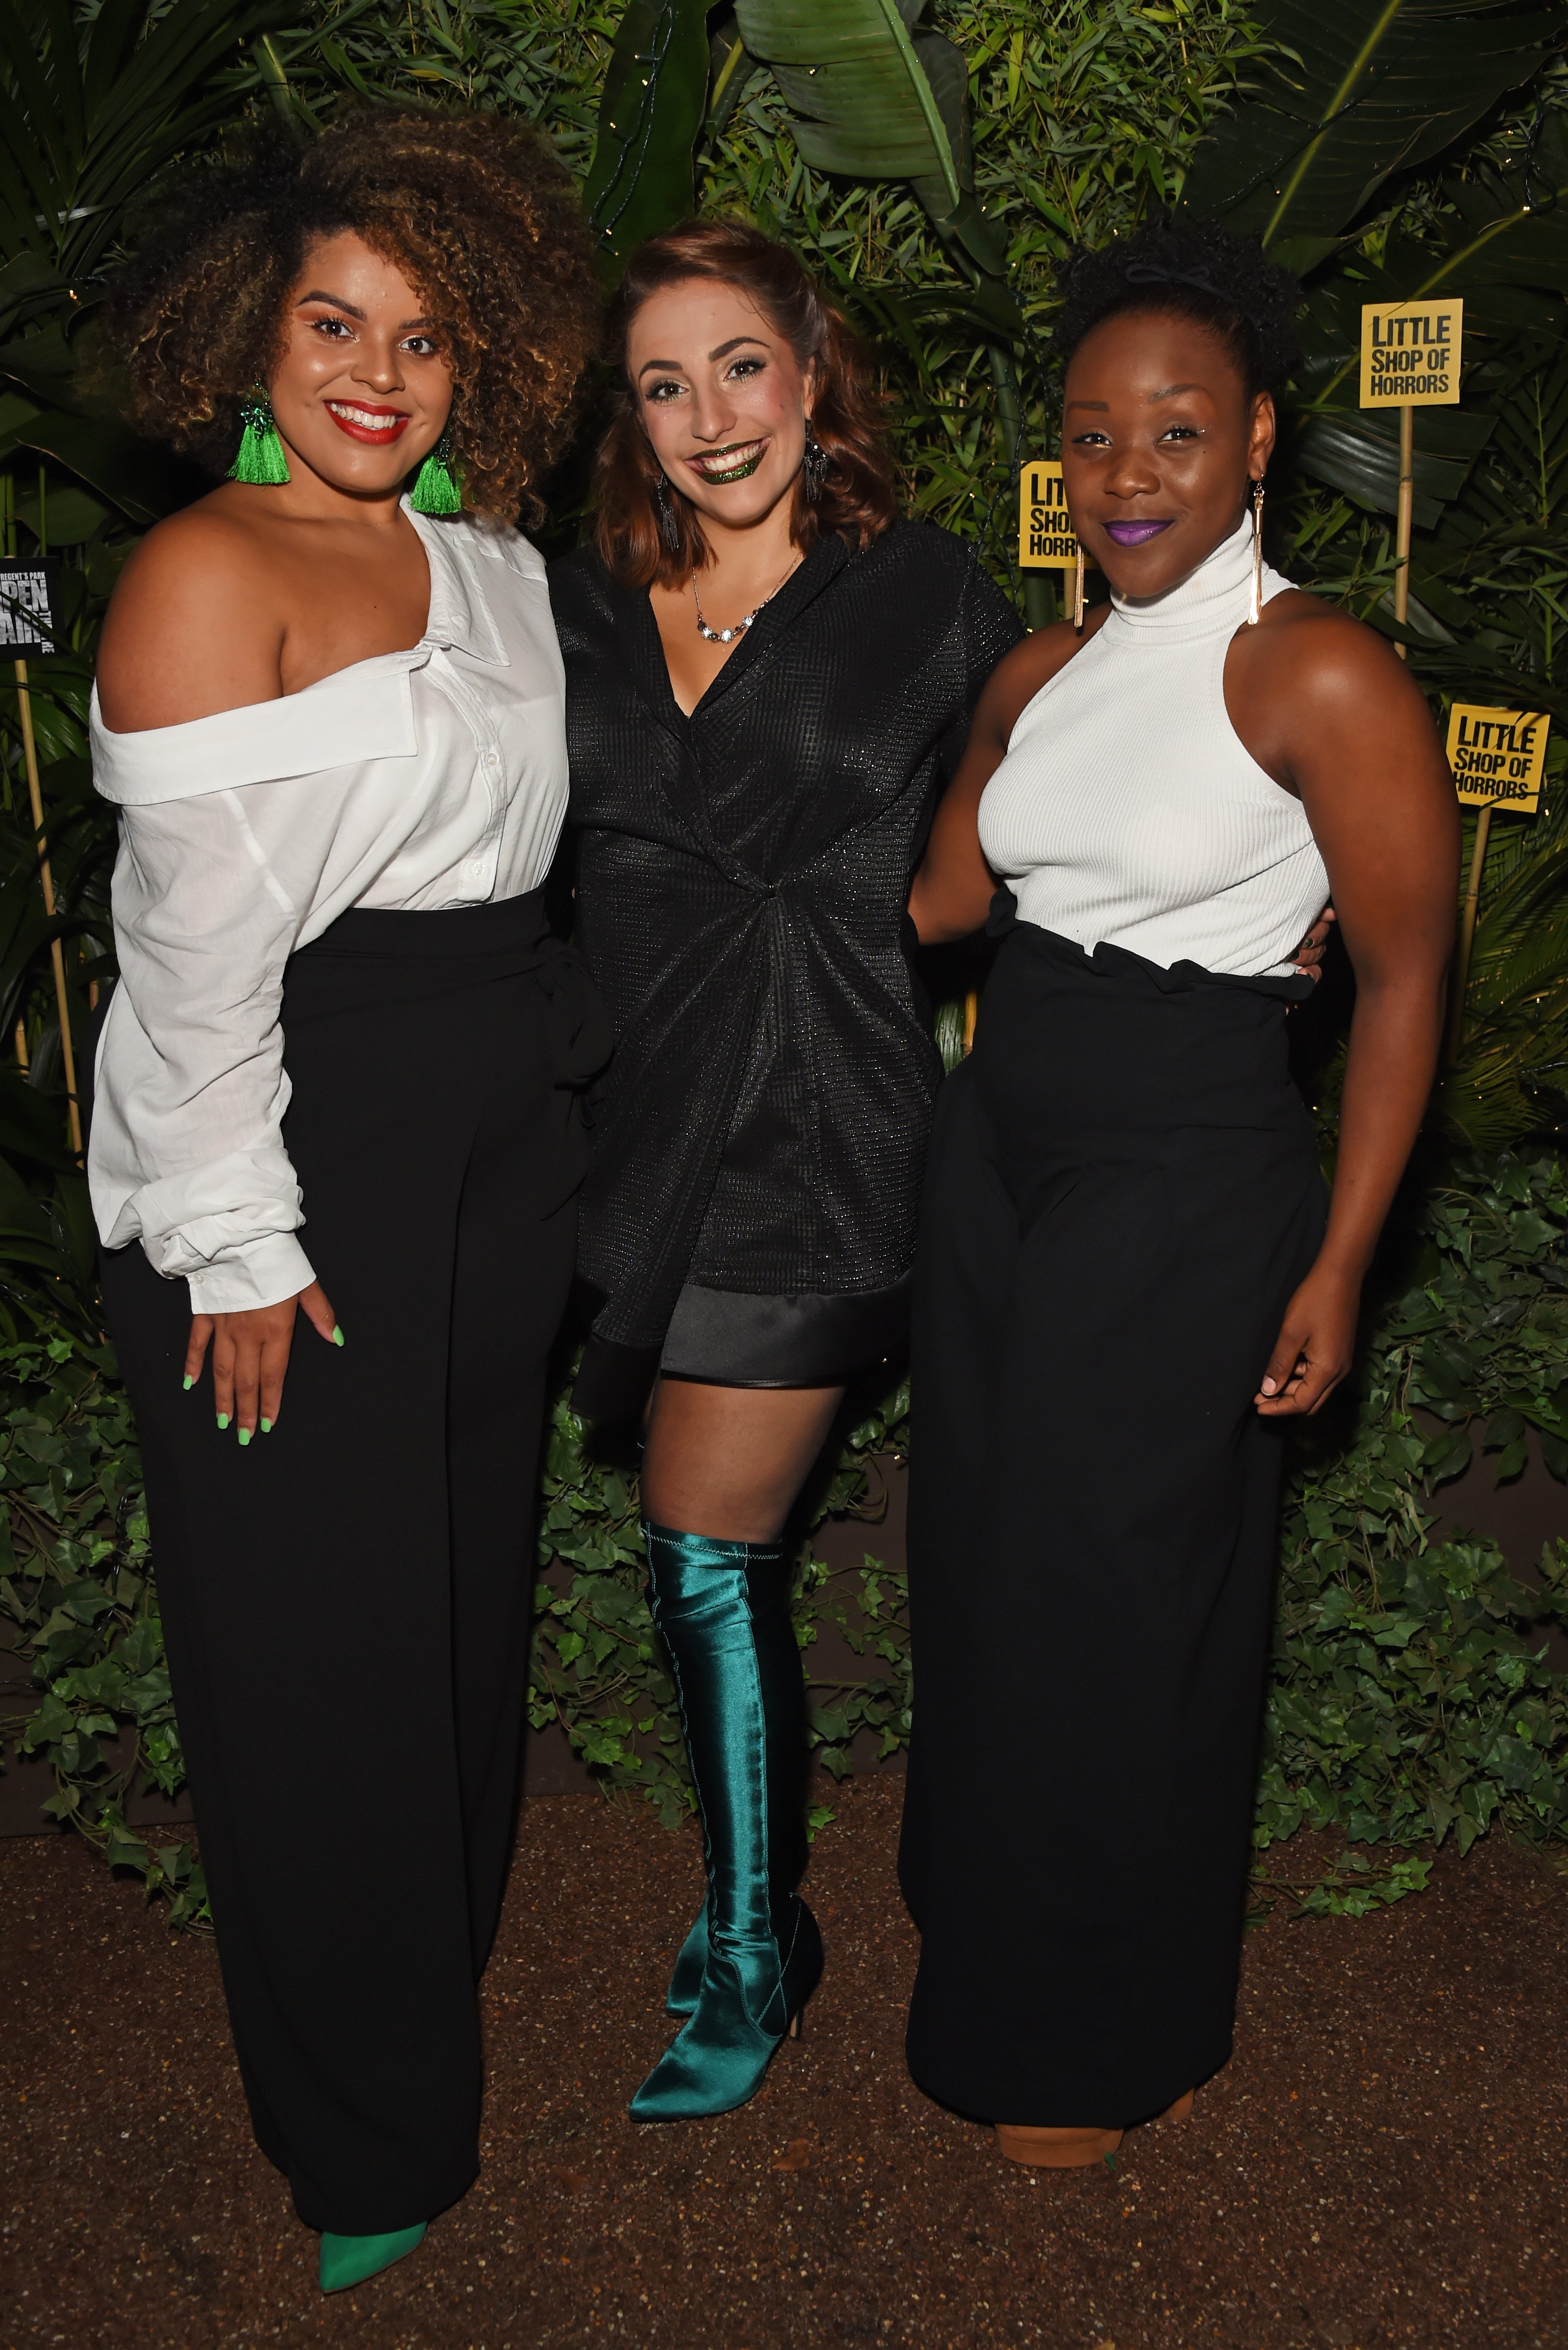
[90,107,606,2291]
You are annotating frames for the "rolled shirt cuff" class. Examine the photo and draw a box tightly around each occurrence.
[181,1230,317,1317]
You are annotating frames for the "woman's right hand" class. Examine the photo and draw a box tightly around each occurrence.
[184,1281,340,1442]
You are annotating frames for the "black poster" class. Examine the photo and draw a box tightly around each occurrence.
[0,560,59,656]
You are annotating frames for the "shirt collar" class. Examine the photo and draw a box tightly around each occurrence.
[405,501,510,666]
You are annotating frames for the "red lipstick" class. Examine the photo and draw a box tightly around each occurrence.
[323,400,410,446]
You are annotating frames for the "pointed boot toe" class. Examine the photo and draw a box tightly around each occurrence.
[631,1951,783,2121]
[632,1898,822,2123]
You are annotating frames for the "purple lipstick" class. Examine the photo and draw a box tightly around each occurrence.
[1103,519,1172,547]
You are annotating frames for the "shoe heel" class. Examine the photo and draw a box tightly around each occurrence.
[789,2010,802,2041]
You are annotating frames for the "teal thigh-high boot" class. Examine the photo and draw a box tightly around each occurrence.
[631,1523,822,2121]
[661,1523,812,2015]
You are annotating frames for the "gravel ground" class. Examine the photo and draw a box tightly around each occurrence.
[3,1778,1566,2350]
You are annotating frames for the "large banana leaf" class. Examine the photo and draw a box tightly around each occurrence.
[1179,0,1564,248]
[582,0,712,266]
[732,0,1008,281]
[735,0,957,201]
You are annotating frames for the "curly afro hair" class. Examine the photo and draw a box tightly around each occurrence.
[1050,212,1302,401]
[104,106,601,519]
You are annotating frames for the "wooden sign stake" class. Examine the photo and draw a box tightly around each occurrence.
[1360,299,1462,664]
[14,658,83,1159]
[1447,800,1491,1062]
[1393,403,1414,663]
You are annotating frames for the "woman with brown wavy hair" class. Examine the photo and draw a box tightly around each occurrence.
[549,219,1022,2122]
[89,109,605,2290]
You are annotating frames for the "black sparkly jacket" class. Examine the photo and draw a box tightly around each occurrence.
[550,518,1022,1362]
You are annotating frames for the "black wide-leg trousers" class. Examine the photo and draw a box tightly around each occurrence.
[899,922,1326,2129]
[98,892,608,2233]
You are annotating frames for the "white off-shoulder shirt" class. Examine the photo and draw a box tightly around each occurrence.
[88,505,569,1316]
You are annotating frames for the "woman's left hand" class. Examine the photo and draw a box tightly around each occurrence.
[1254,1262,1361,1417]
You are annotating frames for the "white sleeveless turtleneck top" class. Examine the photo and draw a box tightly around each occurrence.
[977,515,1329,977]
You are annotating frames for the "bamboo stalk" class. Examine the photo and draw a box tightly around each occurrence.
[1447,800,1492,1063]
[1393,401,1414,662]
[14,658,83,1157]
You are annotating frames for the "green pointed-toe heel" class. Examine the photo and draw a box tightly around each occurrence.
[319,2223,427,2294]
[630,1522,819,2121]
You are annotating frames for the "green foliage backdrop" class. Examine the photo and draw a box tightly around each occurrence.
[4,0,1568,1928]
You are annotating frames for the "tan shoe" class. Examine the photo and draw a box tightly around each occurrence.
[994,2089,1194,2169]
[994,2124,1123,2168]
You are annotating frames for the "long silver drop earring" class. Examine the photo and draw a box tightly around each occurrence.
[1072,541,1085,631]
[1247,476,1265,626]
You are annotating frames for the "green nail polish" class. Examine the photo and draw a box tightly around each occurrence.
[260,1418,273,1434]
[237,1426,252,1448]
[216,1413,229,1431]
[332,1325,345,1347]
[182,1374,194,1391]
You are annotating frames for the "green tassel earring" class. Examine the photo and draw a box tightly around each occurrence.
[409,432,461,516]
[228,386,289,486]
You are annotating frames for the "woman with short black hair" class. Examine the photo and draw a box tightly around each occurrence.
[901,215,1458,2169]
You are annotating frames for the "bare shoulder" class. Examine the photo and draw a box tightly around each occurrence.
[976,601,1112,739]
[97,488,287,731]
[1248,585,1429,712]
[107,493,271,626]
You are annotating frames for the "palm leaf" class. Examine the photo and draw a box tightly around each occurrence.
[1179,0,1564,247]
[0,0,297,292]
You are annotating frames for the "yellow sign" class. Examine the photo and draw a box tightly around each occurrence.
[1446,704,1549,813]
[1360,298,1463,407]
[1018,460,1079,571]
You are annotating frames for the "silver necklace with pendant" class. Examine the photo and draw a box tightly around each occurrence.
[691,557,801,645]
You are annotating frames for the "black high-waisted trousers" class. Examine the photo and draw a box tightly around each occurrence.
[99,891,610,2233]
[898,921,1326,2127]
